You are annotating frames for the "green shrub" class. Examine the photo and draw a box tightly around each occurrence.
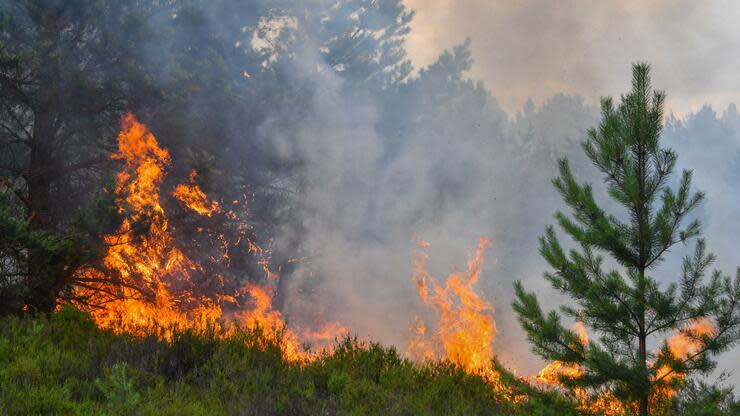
[96,363,141,414]
[0,308,584,415]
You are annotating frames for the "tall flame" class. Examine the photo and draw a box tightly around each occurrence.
[407,238,525,404]
[409,237,496,372]
[73,113,343,360]
[75,113,219,331]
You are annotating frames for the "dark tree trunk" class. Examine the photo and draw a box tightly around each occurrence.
[25,107,60,313]
[639,333,649,416]
[22,6,65,314]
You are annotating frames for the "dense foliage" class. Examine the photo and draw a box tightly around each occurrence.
[0,307,582,416]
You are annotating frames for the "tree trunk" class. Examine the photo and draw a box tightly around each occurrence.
[24,7,64,314]
[638,268,649,416]
[639,399,649,416]
[636,121,650,416]
[25,108,59,313]
[638,330,649,416]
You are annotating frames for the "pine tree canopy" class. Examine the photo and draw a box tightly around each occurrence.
[513,63,740,415]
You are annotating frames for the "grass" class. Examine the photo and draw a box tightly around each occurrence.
[0,306,579,416]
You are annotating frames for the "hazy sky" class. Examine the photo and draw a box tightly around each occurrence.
[404,0,740,116]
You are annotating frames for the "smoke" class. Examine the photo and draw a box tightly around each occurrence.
[151,0,739,382]
[255,4,740,384]
[404,0,740,116]
[265,21,599,366]
[661,108,740,388]
[9,0,738,389]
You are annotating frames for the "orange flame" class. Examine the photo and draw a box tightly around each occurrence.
[172,170,220,216]
[406,238,524,403]
[656,317,715,385]
[535,317,717,414]
[666,317,715,358]
[409,237,496,372]
[535,322,587,385]
[74,113,218,332]
[533,322,625,414]
[73,113,343,360]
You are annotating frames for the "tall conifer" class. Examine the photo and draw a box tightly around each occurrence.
[513,64,740,415]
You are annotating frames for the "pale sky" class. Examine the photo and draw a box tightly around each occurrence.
[404,0,740,117]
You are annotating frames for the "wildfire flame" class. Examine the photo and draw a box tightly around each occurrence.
[70,113,717,411]
[656,317,716,385]
[73,113,343,360]
[535,317,717,414]
[409,237,496,372]
[172,170,220,216]
[533,323,624,415]
[407,238,523,403]
[74,113,219,331]
[535,322,588,385]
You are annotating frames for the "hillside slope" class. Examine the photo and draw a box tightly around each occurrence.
[0,307,576,416]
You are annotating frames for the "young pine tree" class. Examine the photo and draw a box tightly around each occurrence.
[513,64,740,415]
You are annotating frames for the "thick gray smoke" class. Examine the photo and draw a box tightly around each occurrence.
[3,0,737,390]
[279,86,740,386]
[258,19,740,387]
[120,0,740,387]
